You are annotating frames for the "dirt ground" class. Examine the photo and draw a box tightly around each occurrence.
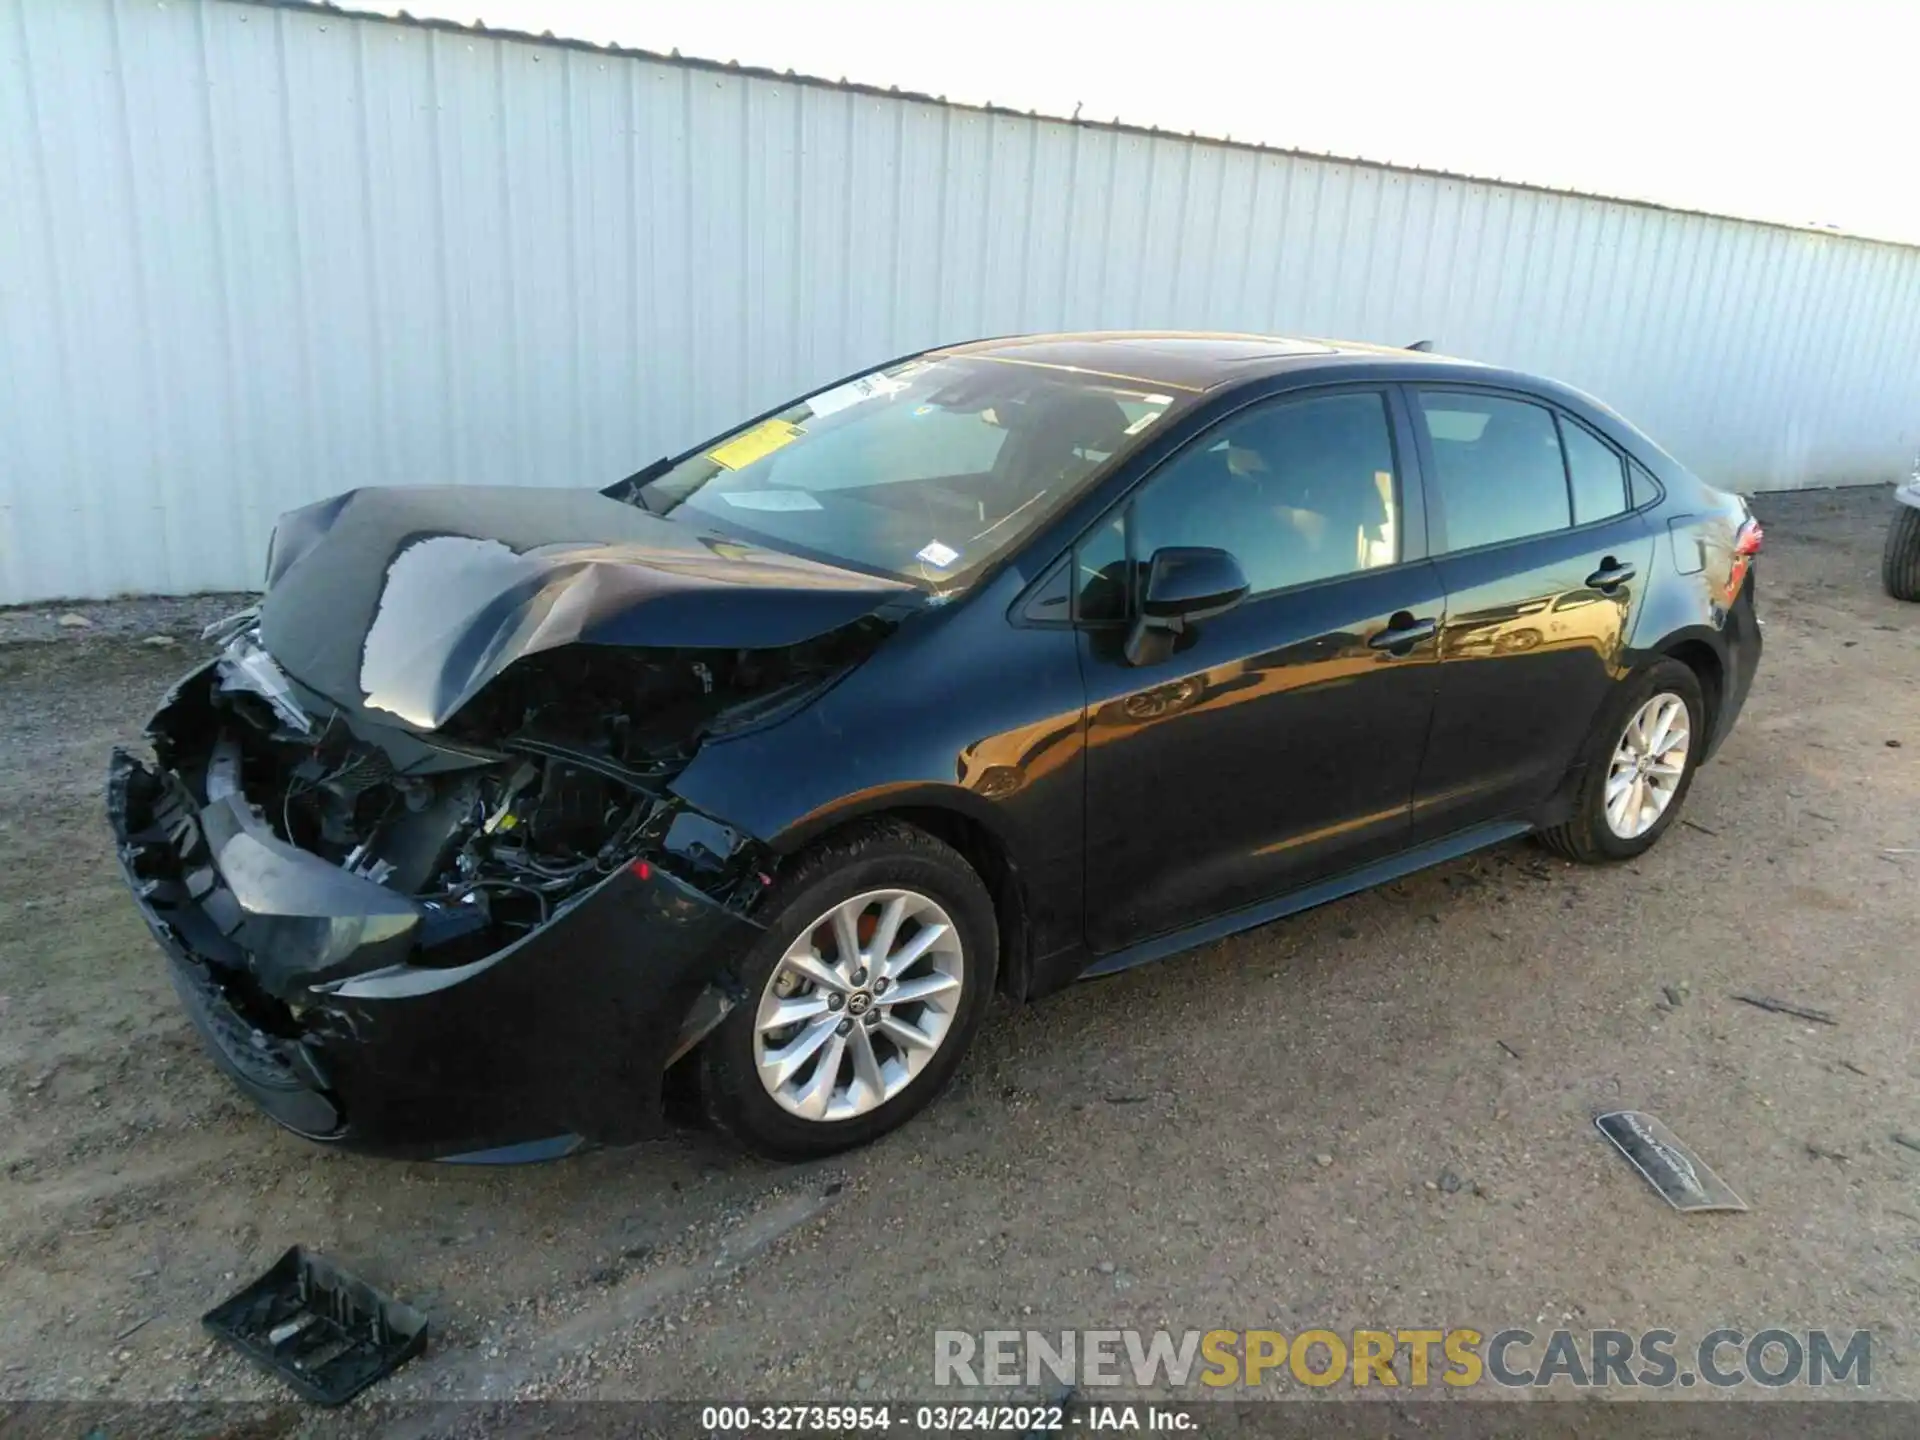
[0,485,1915,1419]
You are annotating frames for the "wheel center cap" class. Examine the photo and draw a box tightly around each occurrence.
[847,991,873,1017]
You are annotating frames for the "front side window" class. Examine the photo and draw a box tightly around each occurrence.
[636,356,1182,589]
[1416,391,1569,551]
[1125,391,1401,599]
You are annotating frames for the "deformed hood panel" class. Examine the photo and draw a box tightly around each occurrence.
[257,486,912,731]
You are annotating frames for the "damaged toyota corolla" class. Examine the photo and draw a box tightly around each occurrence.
[109,333,1761,1162]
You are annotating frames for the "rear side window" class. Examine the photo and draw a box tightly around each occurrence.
[1416,392,1569,551]
[1560,417,1628,525]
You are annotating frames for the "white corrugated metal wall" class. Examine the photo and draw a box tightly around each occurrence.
[5,0,1920,604]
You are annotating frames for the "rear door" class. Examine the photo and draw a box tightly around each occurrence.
[1406,387,1656,838]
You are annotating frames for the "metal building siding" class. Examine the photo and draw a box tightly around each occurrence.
[4,0,1919,603]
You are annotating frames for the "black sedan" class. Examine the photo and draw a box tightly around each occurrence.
[107,332,1762,1162]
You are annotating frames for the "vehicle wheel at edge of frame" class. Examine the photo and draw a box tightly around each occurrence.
[1883,502,1920,602]
[699,818,999,1160]
[1537,657,1707,864]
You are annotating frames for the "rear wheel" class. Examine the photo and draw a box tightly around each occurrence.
[1538,659,1706,863]
[1884,502,1920,602]
[700,819,997,1159]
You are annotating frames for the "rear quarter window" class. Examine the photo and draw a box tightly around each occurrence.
[1560,417,1628,525]
[1630,462,1663,508]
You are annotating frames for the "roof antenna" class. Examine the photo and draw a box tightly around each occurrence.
[1405,339,1435,352]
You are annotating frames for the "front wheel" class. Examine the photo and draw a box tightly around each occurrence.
[699,819,998,1160]
[1538,659,1706,863]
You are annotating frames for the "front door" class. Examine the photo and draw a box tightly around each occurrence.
[1077,388,1444,954]
[1405,388,1658,837]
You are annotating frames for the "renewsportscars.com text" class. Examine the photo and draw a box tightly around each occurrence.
[934,1327,1871,1390]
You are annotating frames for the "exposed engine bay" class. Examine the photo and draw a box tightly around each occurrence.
[150,618,875,974]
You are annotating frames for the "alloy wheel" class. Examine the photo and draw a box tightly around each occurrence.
[753,888,966,1122]
[1604,691,1691,839]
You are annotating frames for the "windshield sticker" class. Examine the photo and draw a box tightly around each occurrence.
[1123,395,1176,436]
[718,489,824,513]
[708,419,805,471]
[806,373,908,419]
[915,540,961,569]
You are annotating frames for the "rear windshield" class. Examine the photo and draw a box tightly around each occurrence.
[637,356,1183,589]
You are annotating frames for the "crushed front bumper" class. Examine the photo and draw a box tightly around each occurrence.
[107,748,760,1161]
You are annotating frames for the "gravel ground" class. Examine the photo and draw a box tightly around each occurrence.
[0,485,1915,1423]
[0,592,255,647]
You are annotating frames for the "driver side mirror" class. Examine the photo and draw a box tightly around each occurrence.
[1124,546,1250,666]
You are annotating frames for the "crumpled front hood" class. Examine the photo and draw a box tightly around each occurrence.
[257,486,913,731]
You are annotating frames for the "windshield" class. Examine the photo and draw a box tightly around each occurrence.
[636,355,1182,588]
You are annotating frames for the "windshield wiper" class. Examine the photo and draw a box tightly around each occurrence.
[601,455,673,511]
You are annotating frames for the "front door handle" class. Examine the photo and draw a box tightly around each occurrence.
[1368,613,1438,651]
[1587,558,1637,591]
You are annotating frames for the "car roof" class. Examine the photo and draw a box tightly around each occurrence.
[932,330,1487,393]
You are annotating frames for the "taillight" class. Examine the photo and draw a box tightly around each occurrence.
[1725,517,1763,601]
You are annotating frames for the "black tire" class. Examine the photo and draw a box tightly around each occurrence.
[699,818,998,1160]
[1884,503,1920,602]
[1537,658,1706,864]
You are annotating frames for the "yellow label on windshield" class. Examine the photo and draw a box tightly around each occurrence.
[709,419,804,471]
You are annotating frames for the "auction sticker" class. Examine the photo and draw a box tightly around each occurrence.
[709,420,804,471]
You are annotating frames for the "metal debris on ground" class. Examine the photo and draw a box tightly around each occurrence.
[1891,1133,1920,1155]
[202,1246,428,1406]
[1595,1111,1748,1213]
[1731,993,1838,1025]
[111,1315,155,1342]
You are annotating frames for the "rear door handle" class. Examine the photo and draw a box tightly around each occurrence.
[1587,558,1637,591]
[1368,613,1438,651]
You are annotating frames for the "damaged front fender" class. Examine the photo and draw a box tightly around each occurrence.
[303,857,762,1151]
